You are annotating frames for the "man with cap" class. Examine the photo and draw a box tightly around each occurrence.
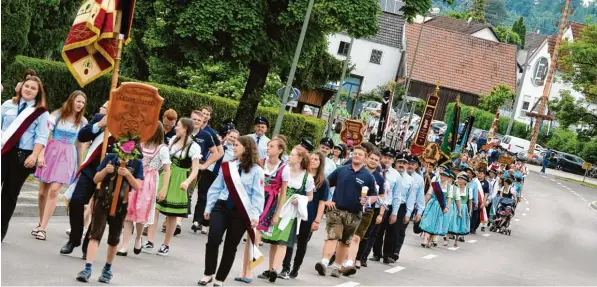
[463,166,480,236]
[300,138,315,153]
[406,155,426,234]
[319,137,337,177]
[362,147,401,264]
[249,116,270,160]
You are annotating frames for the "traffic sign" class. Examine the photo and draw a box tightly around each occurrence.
[582,162,592,170]
[277,86,301,103]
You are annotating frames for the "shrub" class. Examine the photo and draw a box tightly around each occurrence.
[444,102,530,139]
[1,0,32,71]
[1,56,326,147]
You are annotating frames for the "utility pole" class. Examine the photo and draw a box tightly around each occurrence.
[527,0,571,158]
[273,0,315,136]
[327,37,354,137]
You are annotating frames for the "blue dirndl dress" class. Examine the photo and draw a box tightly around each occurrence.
[420,183,451,236]
[448,185,470,235]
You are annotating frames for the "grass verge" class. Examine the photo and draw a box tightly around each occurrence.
[556,176,597,189]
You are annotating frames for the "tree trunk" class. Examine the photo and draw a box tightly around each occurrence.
[235,60,270,135]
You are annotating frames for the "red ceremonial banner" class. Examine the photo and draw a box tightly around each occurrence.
[410,85,440,156]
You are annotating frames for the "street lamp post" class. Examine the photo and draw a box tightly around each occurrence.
[273,0,315,136]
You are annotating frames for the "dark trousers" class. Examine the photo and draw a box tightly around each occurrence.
[204,201,247,281]
[393,204,409,256]
[282,220,313,272]
[471,208,481,232]
[1,148,35,241]
[357,207,381,262]
[193,170,216,226]
[372,207,395,258]
[68,173,96,247]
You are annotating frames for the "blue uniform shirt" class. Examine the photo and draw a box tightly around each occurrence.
[193,129,215,162]
[327,164,377,213]
[468,180,479,205]
[205,161,265,221]
[408,171,426,215]
[370,169,385,209]
[399,171,417,217]
[1,99,49,150]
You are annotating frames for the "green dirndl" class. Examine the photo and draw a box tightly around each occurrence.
[156,144,192,217]
[261,173,308,247]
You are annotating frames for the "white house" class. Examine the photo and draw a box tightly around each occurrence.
[513,23,595,125]
[326,11,406,95]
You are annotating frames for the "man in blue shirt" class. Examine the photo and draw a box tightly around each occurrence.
[315,146,377,278]
[465,166,480,236]
[390,152,416,263]
[408,156,425,225]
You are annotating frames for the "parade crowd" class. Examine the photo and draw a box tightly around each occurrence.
[2,72,528,286]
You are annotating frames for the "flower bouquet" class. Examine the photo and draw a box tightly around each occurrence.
[107,132,141,216]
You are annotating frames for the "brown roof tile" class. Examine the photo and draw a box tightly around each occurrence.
[424,16,492,35]
[405,23,517,96]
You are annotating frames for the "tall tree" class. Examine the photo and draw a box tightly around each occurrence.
[479,84,516,113]
[511,16,526,46]
[1,0,31,72]
[558,24,597,103]
[549,91,597,140]
[485,0,508,27]
[468,0,486,23]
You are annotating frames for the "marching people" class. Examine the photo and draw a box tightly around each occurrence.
[1,76,49,242]
[33,91,87,240]
[199,136,265,287]
[464,166,480,235]
[162,109,178,143]
[447,172,472,247]
[281,151,329,279]
[153,118,201,255]
[407,156,426,232]
[419,170,455,247]
[318,137,337,177]
[260,145,314,282]
[315,145,377,278]
[118,123,171,256]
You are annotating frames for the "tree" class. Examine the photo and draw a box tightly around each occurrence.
[494,26,521,45]
[444,10,470,20]
[511,16,526,46]
[558,23,597,104]
[485,0,508,27]
[548,90,597,140]
[468,0,486,23]
[1,0,32,72]
[478,84,515,113]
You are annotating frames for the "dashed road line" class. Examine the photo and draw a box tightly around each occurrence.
[522,213,527,216]
[334,281,361,287]
[448,247,460,251]
[526,208,530,211]
[482,234,491,237]
[384,266,406,273]
[514,218,520,222]
[467,240,477,243]
[422,254,437,259]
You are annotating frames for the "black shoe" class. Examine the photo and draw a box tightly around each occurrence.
[82,252,87,260]
[191,222,199,233]
[369,256,381,262]
[328,254,336,266]
[257,270,270,279]
[361,261,368,268]
[289,268,299,278]
[268,270,278,283]
[315,262,327,276]
[459,237,465,242]
[481,227,486,232]
[197,276,213,286]
[390,254,399,261]
[383,256,395,264]
[60,242,75,255]
[174,225,182,236]
[471,230,477,235]
[133,247,142,255]
[116,251,128,256]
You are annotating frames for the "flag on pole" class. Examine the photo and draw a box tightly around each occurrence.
[61,0,136,87]
[441,96,460,155]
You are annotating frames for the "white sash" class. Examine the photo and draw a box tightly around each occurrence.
[1,106,36,148]
[64,131,110,202]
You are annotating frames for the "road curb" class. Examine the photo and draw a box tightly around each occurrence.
[590,201,597,213]
[14,204,68,217]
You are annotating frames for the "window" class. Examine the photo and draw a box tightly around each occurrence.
[337,41,350,56]
[370,49,383,64]
[532,57,549,86]
[380,0,403,14]
[522,101,530,110]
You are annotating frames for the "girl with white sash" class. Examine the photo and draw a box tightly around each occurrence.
[1,76,49,242]
[199,136,265,287]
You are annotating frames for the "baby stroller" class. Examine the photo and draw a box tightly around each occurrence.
[489,197,515,235]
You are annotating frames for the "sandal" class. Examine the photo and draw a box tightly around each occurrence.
[31,224,41,236]
[35,230,47,241]
[443,237,449,247]
[454,242,459,248]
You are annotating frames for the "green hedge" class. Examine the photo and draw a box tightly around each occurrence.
[1,56,326,148]
[443,102,531,139]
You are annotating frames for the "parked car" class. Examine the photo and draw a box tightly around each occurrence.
[548,152,586,175]
[431,120,447,134]
[500,135,543,154]
[516,151,543,166]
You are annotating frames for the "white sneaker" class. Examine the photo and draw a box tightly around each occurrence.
[66,229,71,236]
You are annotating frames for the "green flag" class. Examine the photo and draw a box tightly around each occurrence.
[441,101,460,155]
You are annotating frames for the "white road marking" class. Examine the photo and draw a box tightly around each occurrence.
[467,240,477,243]
[334,281,360,287]
[522,213,527,216]
[422,254,437,259]
[562,185,567,188]
[384,266,406,273]
[557,182,562,185]
[483,234,491,237]
[526,208,530,211]
[514,218,520,222]
[551,179,556,182]
[448,247,460,251]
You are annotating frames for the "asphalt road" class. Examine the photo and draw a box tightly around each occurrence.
[2,171,596,286]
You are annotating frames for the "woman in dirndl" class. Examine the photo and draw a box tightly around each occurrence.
[447,172,471,247]
[154,118,200,256]
[420,170,455,247]
[259,146,314,283]
[34,91,87,240]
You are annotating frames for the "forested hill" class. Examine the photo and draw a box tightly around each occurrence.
[432,0,597,35]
